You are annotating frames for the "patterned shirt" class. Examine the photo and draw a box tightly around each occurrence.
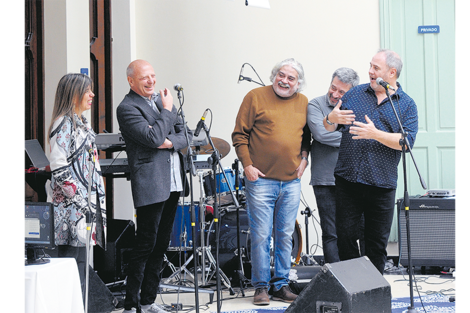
[334,83,418,189]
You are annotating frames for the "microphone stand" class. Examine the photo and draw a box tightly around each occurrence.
[200,123,236,313]
[237,63,266,87]
[175,89,200,313]
[384,87,427,313]
[85,146,95,313]
[300,206,312,256]
[231,159,248,296]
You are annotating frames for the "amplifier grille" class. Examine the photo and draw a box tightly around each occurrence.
[398,197,455,267]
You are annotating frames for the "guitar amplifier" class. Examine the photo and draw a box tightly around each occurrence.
[398,196,455,267]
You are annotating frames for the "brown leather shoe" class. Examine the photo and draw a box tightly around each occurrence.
[272,285,297,303]
[253,287,270,305]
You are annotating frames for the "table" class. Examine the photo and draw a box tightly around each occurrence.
[25,258,84,313]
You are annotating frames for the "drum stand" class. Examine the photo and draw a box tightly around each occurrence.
[162,172,233,293]
[174,89,200,312]
[199,123,243,313]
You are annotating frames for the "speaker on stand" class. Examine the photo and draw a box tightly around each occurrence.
[94,219,135,284]
[93,219,136,310]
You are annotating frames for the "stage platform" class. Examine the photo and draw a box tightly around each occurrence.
[111,244,456,313]
[112,273,455,313]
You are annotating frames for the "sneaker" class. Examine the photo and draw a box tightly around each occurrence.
[123,309,137,313]
[272,285,297,303]
[253,287,270,305]
[141,303,168,313]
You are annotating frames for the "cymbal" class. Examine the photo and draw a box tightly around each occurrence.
[182,137,231,159]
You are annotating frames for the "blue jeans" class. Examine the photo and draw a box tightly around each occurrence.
[244,177,301,291]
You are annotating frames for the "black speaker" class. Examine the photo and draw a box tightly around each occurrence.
[398,196,455,267]
[284,257,391,313]
[88,267,118,313]
[94,219,135,283]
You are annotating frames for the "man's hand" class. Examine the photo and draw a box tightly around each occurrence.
[329,99,355,125]
[349,115,376,139]
[158,138,173,149]
[160,88,173,111]
[350,115,403,150]
[244,164,265,181]
[324,99,355,132]
[295,159,308,178]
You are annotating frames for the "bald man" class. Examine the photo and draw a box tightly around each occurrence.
[117,59,192,313]
[325,49,418,274]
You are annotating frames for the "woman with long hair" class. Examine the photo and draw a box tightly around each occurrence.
[48,73,106,304]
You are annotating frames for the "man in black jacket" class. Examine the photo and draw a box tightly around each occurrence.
[117,59,192,313]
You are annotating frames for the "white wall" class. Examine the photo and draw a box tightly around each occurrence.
[44,0,91,152]
[111,0,137,221]
[110,0,381,256]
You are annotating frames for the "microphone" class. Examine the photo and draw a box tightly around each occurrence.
[174,83,183,91]
[194,109,208,137]
[85,144,95,162]
[239,75,253,82]
[376,77,396,91]
[238,64,245,84]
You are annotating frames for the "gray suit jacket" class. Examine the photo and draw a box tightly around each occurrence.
[116,89,192,208]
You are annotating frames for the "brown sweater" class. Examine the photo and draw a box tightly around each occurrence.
[232,86,310,181]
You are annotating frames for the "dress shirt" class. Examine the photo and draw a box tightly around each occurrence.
[334,83,418,189]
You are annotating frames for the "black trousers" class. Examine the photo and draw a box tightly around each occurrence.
[335,176,396,274]
[124,192,180,310]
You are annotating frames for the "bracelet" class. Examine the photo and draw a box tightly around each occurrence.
[326,113,334,125]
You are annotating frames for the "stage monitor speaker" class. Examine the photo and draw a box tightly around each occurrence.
[398,196,455,267]
[94,219,135,283]
[284,257,391,313]
[88,266,118,313]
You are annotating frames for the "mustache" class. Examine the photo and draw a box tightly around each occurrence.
[278,82,290,88]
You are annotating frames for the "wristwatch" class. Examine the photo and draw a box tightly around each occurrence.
[326,113,334,125]
[301,156,308,164]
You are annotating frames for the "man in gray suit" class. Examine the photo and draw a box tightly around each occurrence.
[117,59,192,313]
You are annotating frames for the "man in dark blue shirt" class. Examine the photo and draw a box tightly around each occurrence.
[323,49,418,274]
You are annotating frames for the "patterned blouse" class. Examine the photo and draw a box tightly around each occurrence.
[49,114,106,248]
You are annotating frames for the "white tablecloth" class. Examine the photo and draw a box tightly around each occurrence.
[25,258,85,313]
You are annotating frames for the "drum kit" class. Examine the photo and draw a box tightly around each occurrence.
[163,135,303,291]
[163,135,245,291]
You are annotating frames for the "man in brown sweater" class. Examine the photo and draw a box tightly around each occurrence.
[232,58,310,305]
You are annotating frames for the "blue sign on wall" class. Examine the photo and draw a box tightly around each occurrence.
[80,68,89,75]
[418,25,440,34]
